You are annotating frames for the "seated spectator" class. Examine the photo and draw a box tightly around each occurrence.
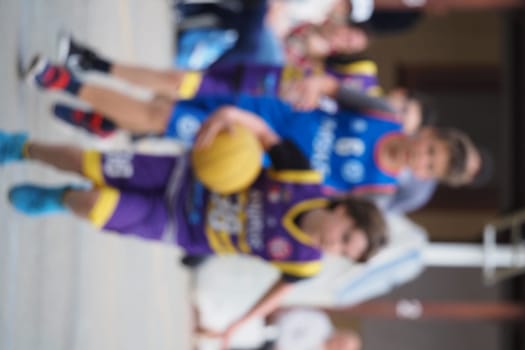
[176,0,370,70]
[269,308,361,350]
[229,307,361,350]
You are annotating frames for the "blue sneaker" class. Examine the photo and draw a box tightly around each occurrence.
[0,131,28,164]
[8,184,70,216]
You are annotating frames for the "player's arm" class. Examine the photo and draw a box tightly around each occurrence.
[216,279,294,350]
[336,85,394,113]
[280,73,393,114]
[212,269,316,349]
[194,105,280,150]
[280,74,340,111]
[193,105,314,172]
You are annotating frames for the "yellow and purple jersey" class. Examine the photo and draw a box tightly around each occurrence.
[175,168,325,279]
[81,144,326,280]
[325,59,382,97]
[177,60,381,99]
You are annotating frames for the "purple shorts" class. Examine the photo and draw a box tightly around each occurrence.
[199,63,286,96]
[83,150,189,242]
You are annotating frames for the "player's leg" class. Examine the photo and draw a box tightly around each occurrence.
[0,131,87,175]
[3,133,171,240]
[0,131,95,216]
[9,184,98,217]
[0,132,182,192]
[25,55,172,134]
[85,187,170,241]
[58,34,186,100]
[110,65,186,101]
[8,184,169,243]
[81,149,187,192]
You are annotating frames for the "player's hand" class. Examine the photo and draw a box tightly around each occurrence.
[194,107,235,149]
[195,325,238,350]
[194,325,222,338]
[280,76,323,111]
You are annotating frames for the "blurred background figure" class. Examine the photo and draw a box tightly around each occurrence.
[175,0,370,70]
[231,307,361,350]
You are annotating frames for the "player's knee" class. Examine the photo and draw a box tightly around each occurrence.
[145,98,172,133]
[166,70,185,86]
[145,112,169,133]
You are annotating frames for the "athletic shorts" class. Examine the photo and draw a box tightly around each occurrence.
[82,150,189,242]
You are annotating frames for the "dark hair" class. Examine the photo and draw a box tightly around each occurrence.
[432,127,479,186]
[324,53,370,68]
[360,10,423,34]
[327,196,387,262]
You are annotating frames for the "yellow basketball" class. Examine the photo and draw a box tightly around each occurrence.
[191,124,263,195]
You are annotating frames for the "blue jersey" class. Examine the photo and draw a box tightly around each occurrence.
[166,94,401,193]
[272,108,401,193]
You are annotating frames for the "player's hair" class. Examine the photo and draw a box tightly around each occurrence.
[324,53,369,68]
[432,127,480,186]
[327,196,387,263]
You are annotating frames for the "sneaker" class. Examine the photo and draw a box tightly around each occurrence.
[57,32,99,71]
[53,104,116,138]
[24,55,72,90]
[8,184,70,216]
[0,131,28,164]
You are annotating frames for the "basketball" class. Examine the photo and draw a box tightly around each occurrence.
[191,124,263,195]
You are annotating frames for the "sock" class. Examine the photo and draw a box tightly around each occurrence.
[53,104,117,137]
[91,56,112,73]
[36,64,82,95]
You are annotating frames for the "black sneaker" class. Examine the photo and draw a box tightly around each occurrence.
[57,32,100,71]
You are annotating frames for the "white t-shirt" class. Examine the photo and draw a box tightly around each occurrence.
[282,0,374,24]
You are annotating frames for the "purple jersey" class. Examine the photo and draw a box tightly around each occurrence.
[173,169,325,278]
[82,150,325,279]
[178,60,379,99]
[326,59,381,96]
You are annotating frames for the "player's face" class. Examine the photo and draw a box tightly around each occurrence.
[407,128,450,180]
[319,205,368,261]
